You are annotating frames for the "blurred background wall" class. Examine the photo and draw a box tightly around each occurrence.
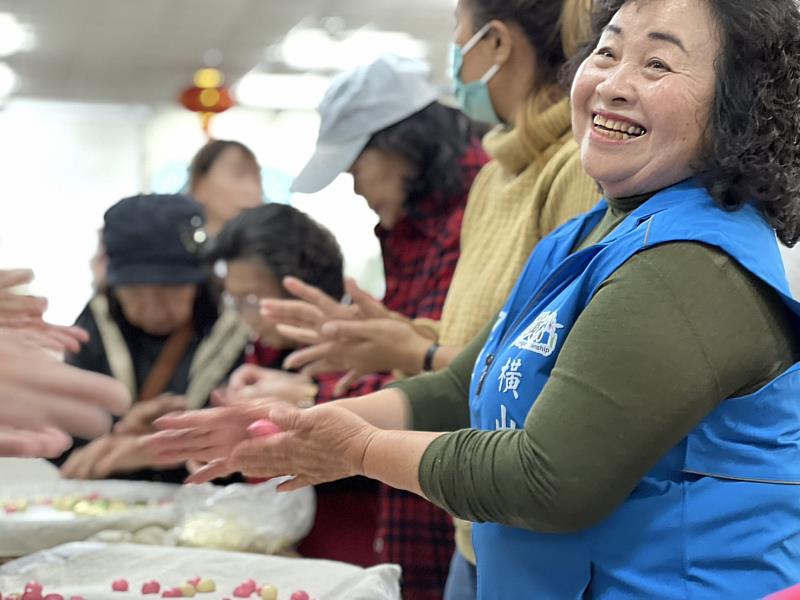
[0,0,457,323]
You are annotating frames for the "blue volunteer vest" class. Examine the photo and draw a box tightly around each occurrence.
[469,179,800,599]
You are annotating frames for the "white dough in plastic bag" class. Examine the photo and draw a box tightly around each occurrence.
[172,478,315,554]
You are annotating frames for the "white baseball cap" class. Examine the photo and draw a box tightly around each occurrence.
[291,54,440,194]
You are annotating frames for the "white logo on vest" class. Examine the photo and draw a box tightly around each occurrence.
[513,310,564,357]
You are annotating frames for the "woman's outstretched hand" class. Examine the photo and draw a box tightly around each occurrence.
[148,402,377,490]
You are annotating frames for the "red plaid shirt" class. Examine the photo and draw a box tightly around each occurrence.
[378,140,487,322]
[373,139,488,599]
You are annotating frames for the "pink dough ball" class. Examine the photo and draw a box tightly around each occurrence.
[233,584,254,598]
[142,581,161,595]
[247,419,282,438]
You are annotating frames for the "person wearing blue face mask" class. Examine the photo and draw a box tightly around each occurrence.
[451,22,503,125]
[451,0,593,129]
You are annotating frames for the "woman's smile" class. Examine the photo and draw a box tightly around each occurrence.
[590,111,647,143]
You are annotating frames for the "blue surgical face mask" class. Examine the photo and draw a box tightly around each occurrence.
[451,23,502,125]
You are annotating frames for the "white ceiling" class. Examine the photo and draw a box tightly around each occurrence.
[0,0,455,105]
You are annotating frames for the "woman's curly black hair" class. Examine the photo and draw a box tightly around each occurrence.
[566,0,800,246]
[206,203,345,301]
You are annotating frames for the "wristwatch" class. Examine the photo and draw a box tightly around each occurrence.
[423,342,440,372]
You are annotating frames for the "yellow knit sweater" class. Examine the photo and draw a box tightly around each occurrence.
[416,97,600,565]
[420,97,600,348]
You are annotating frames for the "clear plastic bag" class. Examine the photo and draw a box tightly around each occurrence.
[172,478,315,554]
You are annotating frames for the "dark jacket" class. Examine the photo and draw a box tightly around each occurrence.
[55,286,248,482]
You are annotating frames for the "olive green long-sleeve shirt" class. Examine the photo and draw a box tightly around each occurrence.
[393,198,800,533]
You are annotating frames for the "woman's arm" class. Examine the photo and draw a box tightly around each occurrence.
[332,388,413,430]
[366,244,797,532]
[430,343,465,372]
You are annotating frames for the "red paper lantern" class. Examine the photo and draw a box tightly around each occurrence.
[179,68,234,135]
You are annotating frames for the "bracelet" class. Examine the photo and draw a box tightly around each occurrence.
[423,342,440,372]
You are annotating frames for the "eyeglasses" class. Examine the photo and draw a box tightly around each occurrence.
[222,291,261,315]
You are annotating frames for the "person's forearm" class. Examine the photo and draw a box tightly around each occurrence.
[432,344,462,371]
[362,429,444,496]
[395,329,438,375]
[392,330,458,376]
[333,388,412,430]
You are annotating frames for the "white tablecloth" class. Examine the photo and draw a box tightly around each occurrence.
[0,480,178,557]
[0,542,401,600]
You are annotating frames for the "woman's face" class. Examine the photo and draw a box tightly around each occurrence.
[223,259,290,349]
[349,148,415,230]
[571,0,720,198]
[115,284,197,336]
[192,146,262,234]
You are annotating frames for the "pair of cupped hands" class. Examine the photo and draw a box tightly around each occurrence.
[61,341,378,486]
[143,393,378,492]
[58,360,370,485]
[260,276,436,395]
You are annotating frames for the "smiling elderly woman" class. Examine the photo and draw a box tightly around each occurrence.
[148,0,800,597]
